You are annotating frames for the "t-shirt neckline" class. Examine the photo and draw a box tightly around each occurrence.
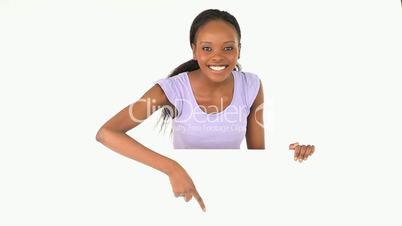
[184,70,237,116]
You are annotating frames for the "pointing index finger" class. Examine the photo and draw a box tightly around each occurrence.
[192,190,206,212]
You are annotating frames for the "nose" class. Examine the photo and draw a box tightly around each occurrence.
[211,50,224,62]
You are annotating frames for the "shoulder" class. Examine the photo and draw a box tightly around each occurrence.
[155,72,187,85]
[234,70,262,108]
[154,72,188,94]
[235,70,261,91]
[235,70,261,86]
[153,73,187,94]
[153,72,188,112]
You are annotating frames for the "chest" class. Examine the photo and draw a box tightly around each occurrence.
[187,72,235,114]
[193,91,233,114]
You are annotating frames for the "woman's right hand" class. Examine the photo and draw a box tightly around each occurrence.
[168,162,206,212]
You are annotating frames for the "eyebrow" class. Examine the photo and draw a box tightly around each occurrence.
[199,41,236,44]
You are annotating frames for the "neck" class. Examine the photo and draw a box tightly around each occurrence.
[192,69,233,91]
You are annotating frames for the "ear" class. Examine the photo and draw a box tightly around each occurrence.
[238,43,241,59]
[191,43,196,60]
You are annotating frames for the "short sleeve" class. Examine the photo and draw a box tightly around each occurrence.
[153,77,183,114]
[244,72,261,109]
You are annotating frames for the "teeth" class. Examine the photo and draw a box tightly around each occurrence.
[209,65,227,71]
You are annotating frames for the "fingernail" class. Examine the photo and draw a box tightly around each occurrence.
[203,207,206,212]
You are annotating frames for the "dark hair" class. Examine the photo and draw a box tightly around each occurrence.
[156,9,242,134]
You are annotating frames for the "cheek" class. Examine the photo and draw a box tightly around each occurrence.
[228,53,238,61]
[196,54,209,64]
[226,54,238,66]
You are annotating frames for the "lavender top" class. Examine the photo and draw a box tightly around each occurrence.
[154,70,261,149]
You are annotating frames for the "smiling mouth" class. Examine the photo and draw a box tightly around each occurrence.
[208,65,228,71]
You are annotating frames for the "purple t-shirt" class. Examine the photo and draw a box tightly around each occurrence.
[154,70,261,149]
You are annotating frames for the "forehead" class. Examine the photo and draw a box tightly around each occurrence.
[195,20,238,43]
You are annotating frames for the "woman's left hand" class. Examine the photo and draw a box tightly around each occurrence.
[289,142,315,162]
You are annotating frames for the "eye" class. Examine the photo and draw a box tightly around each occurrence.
[224,47,234,51]
[202,47,212,52]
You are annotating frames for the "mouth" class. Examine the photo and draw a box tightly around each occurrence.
[208,65,229,71]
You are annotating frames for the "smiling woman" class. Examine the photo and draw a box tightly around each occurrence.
[155,10,263,149]
[96,9,315,212]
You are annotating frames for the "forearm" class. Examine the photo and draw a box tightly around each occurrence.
[96,129,177,176]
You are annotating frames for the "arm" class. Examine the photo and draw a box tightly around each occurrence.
[95,84,177,175]
[246,80,265,149]
[95,85,206,211]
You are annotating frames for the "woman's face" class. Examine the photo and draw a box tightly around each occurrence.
[192,20,240,83]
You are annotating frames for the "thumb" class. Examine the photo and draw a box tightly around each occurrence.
[289,142,299,150]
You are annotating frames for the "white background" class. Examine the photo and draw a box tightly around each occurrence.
[1,0,402,225]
